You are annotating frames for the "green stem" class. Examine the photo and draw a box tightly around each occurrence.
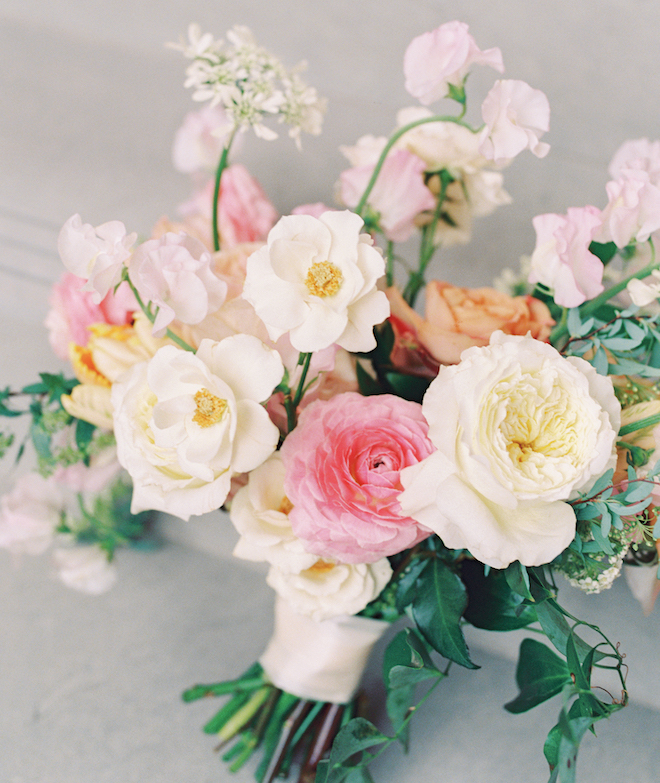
[126,277,196,353]
[284,352,313,434]
[217,686,271,743]
[212,128,238,252]
[385,240,395,288]
[551,239,657,348]
[354,115,477,217]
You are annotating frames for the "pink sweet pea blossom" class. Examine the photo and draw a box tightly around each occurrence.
[478,80,550,165]
[0,473,63,555]
[172,105,236,174]
[45,273,136,360]
[528,206,604,308]
[128,232,228,336]
[178,164,278,249]
[404,21,504,105]
[57,214,136,302]
[608,138,660,183]
[596,170,660,248]
[339,148,435,242]
[280,393,434,564]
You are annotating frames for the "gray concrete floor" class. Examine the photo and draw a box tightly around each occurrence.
[2,3,660,781]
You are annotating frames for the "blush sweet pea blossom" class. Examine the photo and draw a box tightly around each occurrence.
[478,80,550,165]
[403,21,504,105]
[399,332,620,569]
[596,170,660,248]
[111,335,284,519]
[128,232,228,336]
[0,473,63,555]
[172,105,236,174]
[52,545,117,594]
[529,206,605,307]
[58,214,137,303]
[339,148,436,242]
[242,211,390,353]
[280,392,434,564]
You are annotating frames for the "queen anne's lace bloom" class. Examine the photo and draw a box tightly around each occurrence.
[173,24,326,146]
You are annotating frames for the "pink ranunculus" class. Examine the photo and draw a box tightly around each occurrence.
[478,80,550,165]
[178,164,278,249]
[172,105,236,175]
[45,273,137,360]
[280,393,434,564]
[403,21,504,106]
[339,148,436,242]
[528,206,604,308]
[596,170,660,248]
[57,214,136,302]
[608,138,660,183]
[0,473,63,555]
[128,232,228,336]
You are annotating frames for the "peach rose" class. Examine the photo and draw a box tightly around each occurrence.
[387,281,554,366]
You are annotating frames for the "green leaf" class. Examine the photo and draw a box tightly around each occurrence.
[462,560,537,631]
[394,556,429,612]
[533,599,606,663]
[383,372,431,404]
[356,362,384,397]
[504,561,532,599]
[321,719,389,783]
[385,628,443,689]
[588,240,618,266]
[412,557,478,669]
[75,417,96,452]
[505,639,571,714]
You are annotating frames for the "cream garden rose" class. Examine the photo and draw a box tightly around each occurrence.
[399,332,621,569]
[111,335,283,519]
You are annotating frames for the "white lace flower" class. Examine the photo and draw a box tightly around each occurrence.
[172,24,325,144]
[242,211,389,353]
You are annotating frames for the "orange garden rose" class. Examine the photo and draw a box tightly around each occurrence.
[387,281,554,366]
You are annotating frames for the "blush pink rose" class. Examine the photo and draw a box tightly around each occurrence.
[178,164,278,249]
[339,148,436,242]
[404,21,504,105]
[280,392,434,564]
[45,273,137,360]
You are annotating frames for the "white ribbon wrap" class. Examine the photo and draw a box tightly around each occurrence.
[259,597,389,704]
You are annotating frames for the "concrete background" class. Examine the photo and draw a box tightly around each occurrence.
[2,2,660,781]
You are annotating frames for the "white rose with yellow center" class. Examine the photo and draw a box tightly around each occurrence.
[111,335,283,519]
[399,331,621,569]
[242,211,390,353]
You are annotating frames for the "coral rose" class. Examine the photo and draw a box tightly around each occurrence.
[386,281,554,366]
[280,392,434,564]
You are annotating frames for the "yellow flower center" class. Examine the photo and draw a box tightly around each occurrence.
[305,261,343,298]
[278,496,294,515]
[193,388,228,428]
[306,559,337,574]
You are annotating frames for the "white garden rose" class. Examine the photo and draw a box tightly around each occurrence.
[52,545,117,595]
[111,335,283,519]
[399,331,620,569]
[242,211,390,353]
[266,557,392,622]
[230,454,318,573]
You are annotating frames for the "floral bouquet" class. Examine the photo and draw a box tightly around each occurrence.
[3,18,660,783]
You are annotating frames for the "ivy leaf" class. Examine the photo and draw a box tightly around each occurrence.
[588,240,617,266]
[319,718,389,783]
[412,557,478,670]
[394,556,429,612]
[505,639,571,714]
[385,628,444,690]
[356,362,384,397]
[462,560,537,631]
[503,561,532,599]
